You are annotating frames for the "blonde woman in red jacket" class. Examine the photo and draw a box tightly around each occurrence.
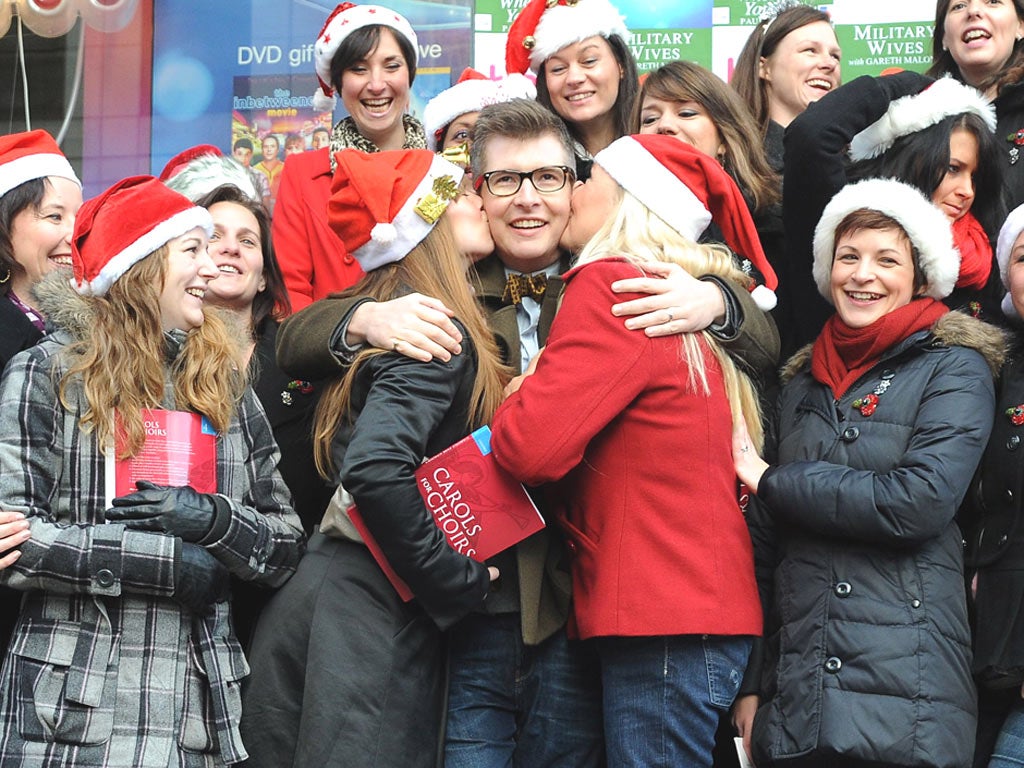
[491,134,772,768]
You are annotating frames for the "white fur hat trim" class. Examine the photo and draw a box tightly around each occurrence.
[849,76,996,162]
[594,136,711,243]
[0,153,80,198]
[352,153,464,271]
[423,74,537,151]
[528,0,628,72]
[997,202,1024,291]
[78,207,214,297]
[812,178,960,302]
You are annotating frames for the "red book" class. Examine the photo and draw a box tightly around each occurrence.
[347,426,545,601]
[104,409,218,506]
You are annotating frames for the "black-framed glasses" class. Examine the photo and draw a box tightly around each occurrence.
[473,165,575,197]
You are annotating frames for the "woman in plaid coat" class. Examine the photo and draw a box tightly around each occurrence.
[0,177,304,767]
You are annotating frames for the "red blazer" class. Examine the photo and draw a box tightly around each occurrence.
[272,148,364,312]
[491,258,762,640]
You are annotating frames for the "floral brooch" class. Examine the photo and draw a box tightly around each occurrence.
[281,379,313,406]
[852,374,894,417]
[1008,128,1024,165]
[1007,405,1024,426]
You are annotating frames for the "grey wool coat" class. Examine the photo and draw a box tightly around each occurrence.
[0,276,305,767]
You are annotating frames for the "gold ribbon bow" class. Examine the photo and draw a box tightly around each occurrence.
[502,272,548,306]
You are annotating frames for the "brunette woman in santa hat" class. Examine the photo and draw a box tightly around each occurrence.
[0,130,82,636]
[276,2,426,311]
[504,0,639,178]
[241,148,506,768]
[0,130,82,370]
[490,135,774,768]
[733,178,1005,768]
[0,175,304,767]
[781,72,1003,355]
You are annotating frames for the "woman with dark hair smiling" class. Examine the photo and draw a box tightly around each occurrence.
[781,72,1002,353]
[504,0,639,178]
[731,2,840,171]
[274,2,425,311]
[929,0,1024,212]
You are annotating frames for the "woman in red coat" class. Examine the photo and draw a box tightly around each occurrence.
[491,135,771,767]
[275,2,426,311]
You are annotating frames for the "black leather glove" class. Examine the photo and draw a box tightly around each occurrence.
[106,480,225,543]
[173,542,230,615]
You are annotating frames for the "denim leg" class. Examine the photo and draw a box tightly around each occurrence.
[445,614,520,768]
[596,634,752,768]
[990,698,1024,767]
[445,614,605,768]
[515,630,605,768]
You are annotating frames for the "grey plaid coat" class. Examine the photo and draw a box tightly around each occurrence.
[0,283,304,767]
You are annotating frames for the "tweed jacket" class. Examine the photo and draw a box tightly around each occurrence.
[0,280,304,767]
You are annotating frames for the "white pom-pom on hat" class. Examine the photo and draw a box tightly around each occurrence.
[371,222,398,245]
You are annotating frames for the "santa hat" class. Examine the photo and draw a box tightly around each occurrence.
[849,76,995,161]
[505,0,628,75]
[996,202,1024,316]
[71,176,214,297]
[812,178,959,302]
[593,134,778,311]
[329,149,463,271]
[312,2,418,113]
[0,129,80,198]
[162,149,264,204]
[423,69,537,151]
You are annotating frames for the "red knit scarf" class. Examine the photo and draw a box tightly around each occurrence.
[811,298,948,400]
[953,212,992,290]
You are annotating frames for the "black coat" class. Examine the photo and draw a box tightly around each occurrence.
[0,295,42,371]
[750,311,1004,768]
[335,323,491,630]
[995,80,1024,214]
[964,330,1024,689]
[781,72,932,356]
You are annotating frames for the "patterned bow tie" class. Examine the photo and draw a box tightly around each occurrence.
[502,272,548,306]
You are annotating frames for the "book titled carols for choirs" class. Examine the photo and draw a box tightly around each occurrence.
[348,426,545,601]
[104,409,218,507]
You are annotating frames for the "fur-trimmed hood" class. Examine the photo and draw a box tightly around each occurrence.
[31,269,93,340]
[780,310,1008,385]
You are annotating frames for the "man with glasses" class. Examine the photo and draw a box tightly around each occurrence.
[275,98,779,767]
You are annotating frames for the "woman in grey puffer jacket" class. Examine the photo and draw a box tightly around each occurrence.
[734,179,1005,768]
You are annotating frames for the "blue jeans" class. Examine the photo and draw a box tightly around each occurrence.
[991,697,1024,767]
[444,613,605,768]
[595,634,752,768]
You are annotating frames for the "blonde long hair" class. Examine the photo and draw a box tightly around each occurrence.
[578,189,764,449]
[313,215,509,478]
[59,246,247,457]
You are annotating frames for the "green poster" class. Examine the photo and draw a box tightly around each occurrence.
[835,21,934,78]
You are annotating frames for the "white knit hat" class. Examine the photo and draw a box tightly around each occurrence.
[423,70,537,151]
[312,3,418,113]
[812,178,960,302]
[849,76,995,162]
